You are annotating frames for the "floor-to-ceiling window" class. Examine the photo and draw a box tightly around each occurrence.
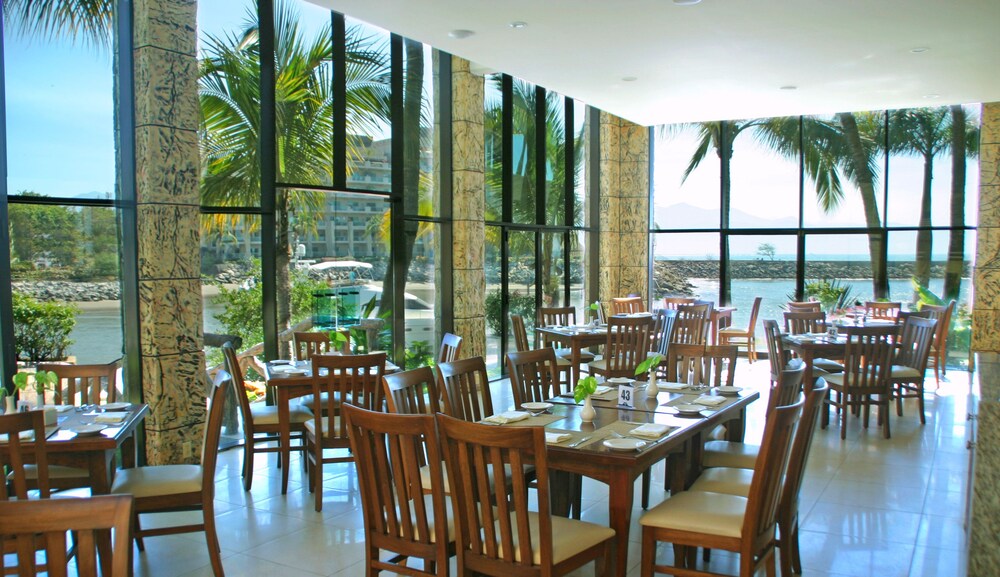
[651,106,980,367]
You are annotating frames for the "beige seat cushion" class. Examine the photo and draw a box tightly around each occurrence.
[398,493,455,543]
[718,327,748,337]
[17,464,89,480]
[813,359,844,373]
[303,416,342,436]
[250,403,312,426]
[702,440,759,469]
[111,465,202,498]
[639,491,748,539]
[890,365,922,380]
[555,348,594,362]
[689,467,753,497]
[555,355,571,368]
[499,511,615,565]
[419,462,451,494]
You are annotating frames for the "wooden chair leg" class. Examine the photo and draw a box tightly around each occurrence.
[641,469,651,510]
[790,519,803,574]
[840,396,848,440]
[243,446,254,492]
[133,513,145,552]
[203,504,225,577]
[640,530,656,577]
[918,383,927,424]
[882,397,891,439]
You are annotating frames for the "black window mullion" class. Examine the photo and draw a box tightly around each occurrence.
[564,97,574,306]
[389,33,405,364]
[259,0,278,360]
[796,116,805,299]
[534,86,545,311]
[333,12,347,190]
[0,1,13,390]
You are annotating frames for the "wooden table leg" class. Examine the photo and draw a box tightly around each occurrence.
[278,389,292,495]
[725,407,747,442]
[608,469,635,577]
[571,343,581,387]
[89,451,116,575]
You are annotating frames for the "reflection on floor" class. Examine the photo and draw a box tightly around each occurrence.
[81,360,978,576]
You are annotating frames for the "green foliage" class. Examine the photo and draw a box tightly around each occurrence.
[12,292,77,362]
[484,289,536,336]
[8,196,81,268]
[636,354,662,377]
[799,279,858,314]
[910,278,945,307]
[13,370,57,395]
[911,279,971,357]
[574,375,598,404]
[405,340,436,368]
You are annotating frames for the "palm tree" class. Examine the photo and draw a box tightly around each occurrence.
[3,0,112,47]
[199,1,390,349]
[944,105,980,300]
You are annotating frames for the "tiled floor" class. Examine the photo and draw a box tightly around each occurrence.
[85,361,978,576]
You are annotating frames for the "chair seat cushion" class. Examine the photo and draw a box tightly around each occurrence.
[16,464,89,480]
[717,328,749,337]
[813,359,844,373]
[400,493,454,543]
[890,365,922,380]
[702,440,759,469]
[555,348,595,362]
[689,467,753,497]
[303,416,341,436]
[500,511,615,565]
[419,462,451,494]
[250,403,312,426]
[587,358,607,372]
[639,491,747,539]
[554,355,571,367]
[111,465,202,498]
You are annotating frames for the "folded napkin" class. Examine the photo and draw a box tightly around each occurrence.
[693,395,727,407]
[44,404,75,413]
[482,411,530,425]
[545,432,571,444]
[94,413,128,424]
[659,383,689,392]
[593,385,615,396]
[629,423,671,440]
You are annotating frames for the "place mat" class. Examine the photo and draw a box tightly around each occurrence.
[498,413,566,428]
[692,395,728,407]
[666,396,733,411]
[545,429,602,448]
[590,421,677,448]
[657,382,692,393]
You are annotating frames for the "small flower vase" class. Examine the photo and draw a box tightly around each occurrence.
[36,392,46,408]
[3,396,15,415]
[647,372,659,396]
[580,395,596,422]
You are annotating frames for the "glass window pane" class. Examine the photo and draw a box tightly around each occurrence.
[201,214,263,359]
[485,74,503,222]
[5,6,114,199]
[485,225,502,375]
[545,94,566,226]
[803,234,876,305]
[573,100,589,228]
[727,234,798,349]
[651,124,721,230]
[402,42,439,217]
[506,231,537,353]
[651,232,720,304]
[540,232,564,306]
[511,79,537,225]
[729,117,800,229]
[404,222,439,368]
[569,231,588,315]
[345,17,392,192]
[10,204,121,364]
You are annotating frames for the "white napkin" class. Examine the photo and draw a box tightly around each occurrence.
[545,432,571,444]
[629,423,671,440]
[659,382,689,392]
[94,413,128,424]
[44,404,74,413]
[592,385,615,397]
[693,395,727,407]
[482,411,530,425]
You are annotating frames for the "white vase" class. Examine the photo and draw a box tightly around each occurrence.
[3,396,14,414]
[36,393,46,408]
[647,372,659,396]
[580,395,596,422]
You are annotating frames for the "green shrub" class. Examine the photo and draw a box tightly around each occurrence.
[12,292,78,362]
[484,289,536,336]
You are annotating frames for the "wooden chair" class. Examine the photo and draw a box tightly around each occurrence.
[821,325,897,439]
[383,366,444,415]
[672,302,712,346]
[688,380,828,577]
[762,319,790,386]
[650,309,679,376]
[891,316,938,424]
[0,495,134,577]
[864,301,902,321]
[344,404,454,577]
[293,330,350,361]
[506,348,565,406]
[786,301,821,313]
[305,352,386,512]
[538,307,596,364]
[110,370,230,577]
[438,357,495,422]
[662,296,697,310]
[665,344,738,389]
[438,332,463,364]
[638,397,803,577]
[782,310,827,335]
[914,300,955,385]
[611,296,645,315]
[512,313,572,383]
[718,296,763,363]
[223,342,310,492]
[435,414,616,577]
[0,410,50,500]
[587,315,655,379]
[38,360,120,405]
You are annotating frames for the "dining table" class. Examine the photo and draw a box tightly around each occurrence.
[535,324,608,386]
[496,382,758,577]
[711,306,737,344]
[782,319,902,385]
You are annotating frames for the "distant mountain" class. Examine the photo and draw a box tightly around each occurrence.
[73,191,113,200]
[651,203,798,230]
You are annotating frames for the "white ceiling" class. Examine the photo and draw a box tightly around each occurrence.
[311,0,1000,127]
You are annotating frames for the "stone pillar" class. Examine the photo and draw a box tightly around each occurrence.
[598,112,649,303]
[970,102,1000,572]
[133,0,206,465]
[450,57,486,359]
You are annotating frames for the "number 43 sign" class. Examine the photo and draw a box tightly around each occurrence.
[617,383,635,408]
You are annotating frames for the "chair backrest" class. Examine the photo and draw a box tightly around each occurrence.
[438,357,495,421]
[744,296,763,332]
[438,332,463,364]
[762,319,788,384]
[595,301,607,325]
[839,326,897,394]
[768,359,806,412]
[436,413,551,573]
[383,366,443,415]
[506,348,564,406]
[742,397,803,560]
[610,296,645,315]
[510,314,531,352]
[0,495,133,577]
[222,342,256,443]
[894,316,937,372]
[312,352,387,442]
[783,310,826,335]
[0,410,50,500]
[201,370,231,496]
[786,301,821,313]
[778,380,829,529]
[865,301,902,321]
[672,303,712,345]
[294,330,349,360]
[916,299,955,353]
[662,296,697,310]
[603,315,655,378]
[653,309,679,357]
[538,306,577,327]
[345,404,450,574]
[665,344,737,387]
[38,360,120,405]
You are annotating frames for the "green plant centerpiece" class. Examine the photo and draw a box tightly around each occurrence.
[574,375,598,422]
[13,370,58,406]
[635,353,663,394]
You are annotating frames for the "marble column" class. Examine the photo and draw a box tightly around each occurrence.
[598,112,649,303]
[450,57,486,359]
[133,0,206,465]
[969,102,1000,572]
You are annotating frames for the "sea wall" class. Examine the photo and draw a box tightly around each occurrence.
[13,281,121,302]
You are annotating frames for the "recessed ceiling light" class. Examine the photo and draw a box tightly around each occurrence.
[780,85,797,91]
[622,76,638,82]
[910,47,930,53]
[509,21,528,29]
[448,29,475,40]
[923,94,940,99]
[672,0,702,5]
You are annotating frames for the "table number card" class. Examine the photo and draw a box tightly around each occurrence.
[617,383,635,408]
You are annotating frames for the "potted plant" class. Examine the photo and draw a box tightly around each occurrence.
[574,375,598,422]
[13,369,58,407]
[0,387,11,414]
[636,353,663,395]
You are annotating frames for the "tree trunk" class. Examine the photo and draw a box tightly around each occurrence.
[276,190,292,358]
[838,113,886,298]
[914,152,933,296]
[944,105,967,300]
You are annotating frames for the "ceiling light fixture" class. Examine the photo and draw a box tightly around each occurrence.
[923,94,940,99]
[622,76,638,82]
[910,47,930,53]
[448,29,475,39]
[780,85,797,91]
[509,21,528,29]
[672,0,702,5]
